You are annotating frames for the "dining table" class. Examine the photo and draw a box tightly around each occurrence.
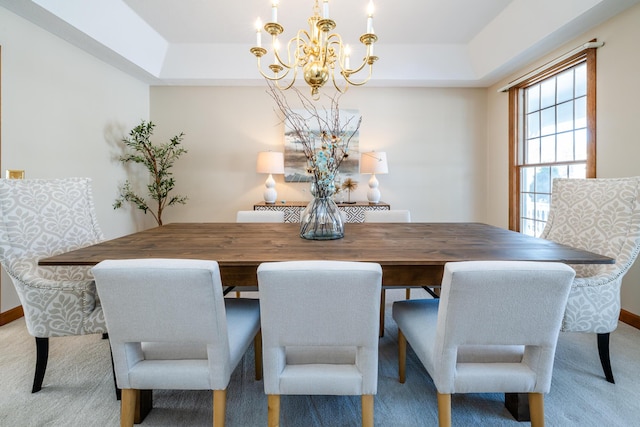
[39,221,614,282]
[39,221,614,422]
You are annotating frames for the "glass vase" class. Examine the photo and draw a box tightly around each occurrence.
[300,197,344,240]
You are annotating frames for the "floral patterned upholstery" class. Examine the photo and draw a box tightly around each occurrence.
[0,178,106,338]
[540,177,640,333]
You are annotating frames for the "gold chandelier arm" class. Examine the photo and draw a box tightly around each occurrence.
[273,76,298,91]
[292,29,313,67]
[272,36,293,71]
[330,74,349,94]
[323,33,343,69]
[341,63,374,87]
[255,54,292,81]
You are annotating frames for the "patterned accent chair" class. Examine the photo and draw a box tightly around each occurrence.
[0,177,107,392]
[540,177,640,383]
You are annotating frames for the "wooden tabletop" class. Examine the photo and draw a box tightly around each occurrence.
[39,222,613,286]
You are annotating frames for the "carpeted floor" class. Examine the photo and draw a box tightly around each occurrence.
[1,289,639,426]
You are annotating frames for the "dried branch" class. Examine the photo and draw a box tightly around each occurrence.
[266,82,362,198]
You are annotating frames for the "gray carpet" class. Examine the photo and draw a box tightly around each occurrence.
[1,289,639,426]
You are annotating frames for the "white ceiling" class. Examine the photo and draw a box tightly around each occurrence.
[2,0,639,87]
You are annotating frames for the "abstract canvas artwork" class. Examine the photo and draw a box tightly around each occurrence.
[284,109,360,183]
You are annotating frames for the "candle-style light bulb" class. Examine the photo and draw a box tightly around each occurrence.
[273,39,280,65]
[255,18,262,47]
[322,0,330,19]
[271,0,279,23]
[344,45,351,69]
[366,1,374,34]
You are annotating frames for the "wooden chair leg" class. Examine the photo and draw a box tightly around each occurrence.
[32,337,49,393]
[437,392,451,427]
[406,288,411,299]
[120,388,137,427]
[362,395,374,427]
[379,290,386,337]
[528,393,545,427]
[254,330,263,381]
[398,329,407,383]
[268,394,280,427]
[213,389,226,427]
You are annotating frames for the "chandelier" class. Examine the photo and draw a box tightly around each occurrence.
[250,0,378,99]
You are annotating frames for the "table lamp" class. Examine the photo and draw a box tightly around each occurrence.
[257,151,285,204]
[360,151,388,204]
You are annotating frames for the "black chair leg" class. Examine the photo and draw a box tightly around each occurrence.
[32,337,49,393]
[107,340,121,400]
[597,332,615,383]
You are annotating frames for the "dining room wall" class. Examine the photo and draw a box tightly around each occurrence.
[149,85,488,225]
[485,2,640,317]
[0,7,149,314]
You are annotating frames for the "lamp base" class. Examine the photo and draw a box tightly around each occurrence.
[263,174,277,204]
[366,174,381,204]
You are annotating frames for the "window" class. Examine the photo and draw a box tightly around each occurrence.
[508,48,597,236]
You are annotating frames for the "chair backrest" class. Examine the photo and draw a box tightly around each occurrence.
[540,177,640,278]
[257,260,382,395]
[236,210,285,223]
[433,261,575,394]
[364,209,411,223]
[92,258,232,390]
[0,177,104,282]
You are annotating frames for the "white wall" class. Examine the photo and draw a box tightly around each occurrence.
[149,86,487,224]
[486,3,640,316]
[0,8,149,312]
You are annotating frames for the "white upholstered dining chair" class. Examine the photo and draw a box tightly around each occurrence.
[539,176,640,383]
[236,210,285,222]
[393,261,575,427]
[0,177,107,393]
[257,260,382,427]
[92,258,262,427]
[234,210,285,296]
[364,209,411,223]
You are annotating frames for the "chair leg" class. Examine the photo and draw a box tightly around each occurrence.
[398,329,406,383]
[120,388,137,427]
[213,389,226,427]
[32,337,49,393]
[107,341,122,400]
[406,288,411,299]
[254,330,263,381]
[528,393,545,427]
[362,395,374,427]
[597,333,615,383]
[437,392,451,427]
[268,395,280,427]
[379,290,386,337]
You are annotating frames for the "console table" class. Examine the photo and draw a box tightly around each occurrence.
[254,201,390,223]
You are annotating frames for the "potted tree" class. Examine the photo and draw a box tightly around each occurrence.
[113,120,188,226]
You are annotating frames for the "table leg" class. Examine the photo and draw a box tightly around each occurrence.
[135,390,152,423]
[505,392,530,421]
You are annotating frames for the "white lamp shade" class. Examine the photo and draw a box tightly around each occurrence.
[257,151,285,174]
[359,151,388,174]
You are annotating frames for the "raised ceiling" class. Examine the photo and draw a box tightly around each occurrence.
[2,0,638,87]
